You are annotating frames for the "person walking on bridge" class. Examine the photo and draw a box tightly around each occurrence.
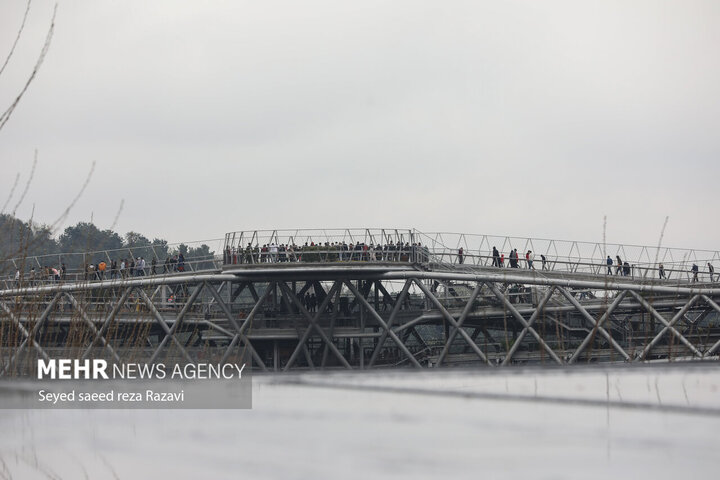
[659,263,666,279]
[606,256,613,275]
[623,262,631,277]
[691,263,699,282]
[527,251,535,269]
[615,256,622,275]
[458,247,464,265]
[492,247,500,267]
[137,257,145,276]
[708,263,715,282]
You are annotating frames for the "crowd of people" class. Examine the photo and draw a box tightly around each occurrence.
[10,253,189,285]
[605,255,633,276]
[83,254,187,280]
[7,242,717,286]
[11,264,67,284]
[479,247,715,281]
[221,240,717,283]
[485,247,547,270]
[223,241,430,264]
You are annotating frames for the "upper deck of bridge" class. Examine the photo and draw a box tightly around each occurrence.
[222,228,719,284]
[2,228,718,293]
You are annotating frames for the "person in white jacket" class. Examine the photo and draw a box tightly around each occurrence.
[526,250,535,270]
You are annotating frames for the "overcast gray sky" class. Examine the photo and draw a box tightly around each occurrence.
[0,0,718,249]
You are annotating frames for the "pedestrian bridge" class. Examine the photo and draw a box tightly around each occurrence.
[1,228,718,376]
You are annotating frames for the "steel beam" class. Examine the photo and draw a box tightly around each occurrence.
[81,286,134,360]
[345,280,422,368]
[0,273,238,298]
[629,291,702,359]
[367,279,412,367]
[280,290,316,370]
[0,301,49,362]
[412,279,491,365]
[204,281,268,371]
[436,283,483,366]
[277,281,352,369]
[557,287,631,362]
[149,284,204,364]
[568,290,628,364]
[321,286,343,368]
[136,288,193,364]
[283,281,341,371]
[501,286,557,366]
[486,283,563,365]
[63,292,123,363]
[701,296,720,355]
[5,292,62,374]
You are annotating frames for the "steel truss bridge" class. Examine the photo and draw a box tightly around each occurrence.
[1,228,719,376]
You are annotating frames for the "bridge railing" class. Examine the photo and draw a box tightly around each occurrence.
[224,229,416,251]
[1,238,225,290]
[222,245,430,265]
[414,230,719,283]
[426,250,717,283]
[1,254,222,291]
[223,228,421,264]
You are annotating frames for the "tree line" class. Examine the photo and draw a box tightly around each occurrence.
[0,214,216,273]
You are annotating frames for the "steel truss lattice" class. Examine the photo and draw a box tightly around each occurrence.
[1,262,719,376]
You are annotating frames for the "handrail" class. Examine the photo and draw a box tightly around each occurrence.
[4,227,717,286]
[2,237,224,279]
[2,255,222,290]
[426,251,716,283]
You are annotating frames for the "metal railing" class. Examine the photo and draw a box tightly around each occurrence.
[1,238,225,289]
[222,228,718,283]
[426,251,718,283]
[222,228,423,265]
[221,246,430,265]
[224,228,416,250]
[3,227,718,288]
[415,230,719,284]
[415,231,719,273]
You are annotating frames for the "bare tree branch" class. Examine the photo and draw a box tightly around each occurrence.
[47,160,96,235]
[0,0,33,77]
[0,173,20,214]
[10,149,37,216]
[109,199,125,232]
[0,2,57,132]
